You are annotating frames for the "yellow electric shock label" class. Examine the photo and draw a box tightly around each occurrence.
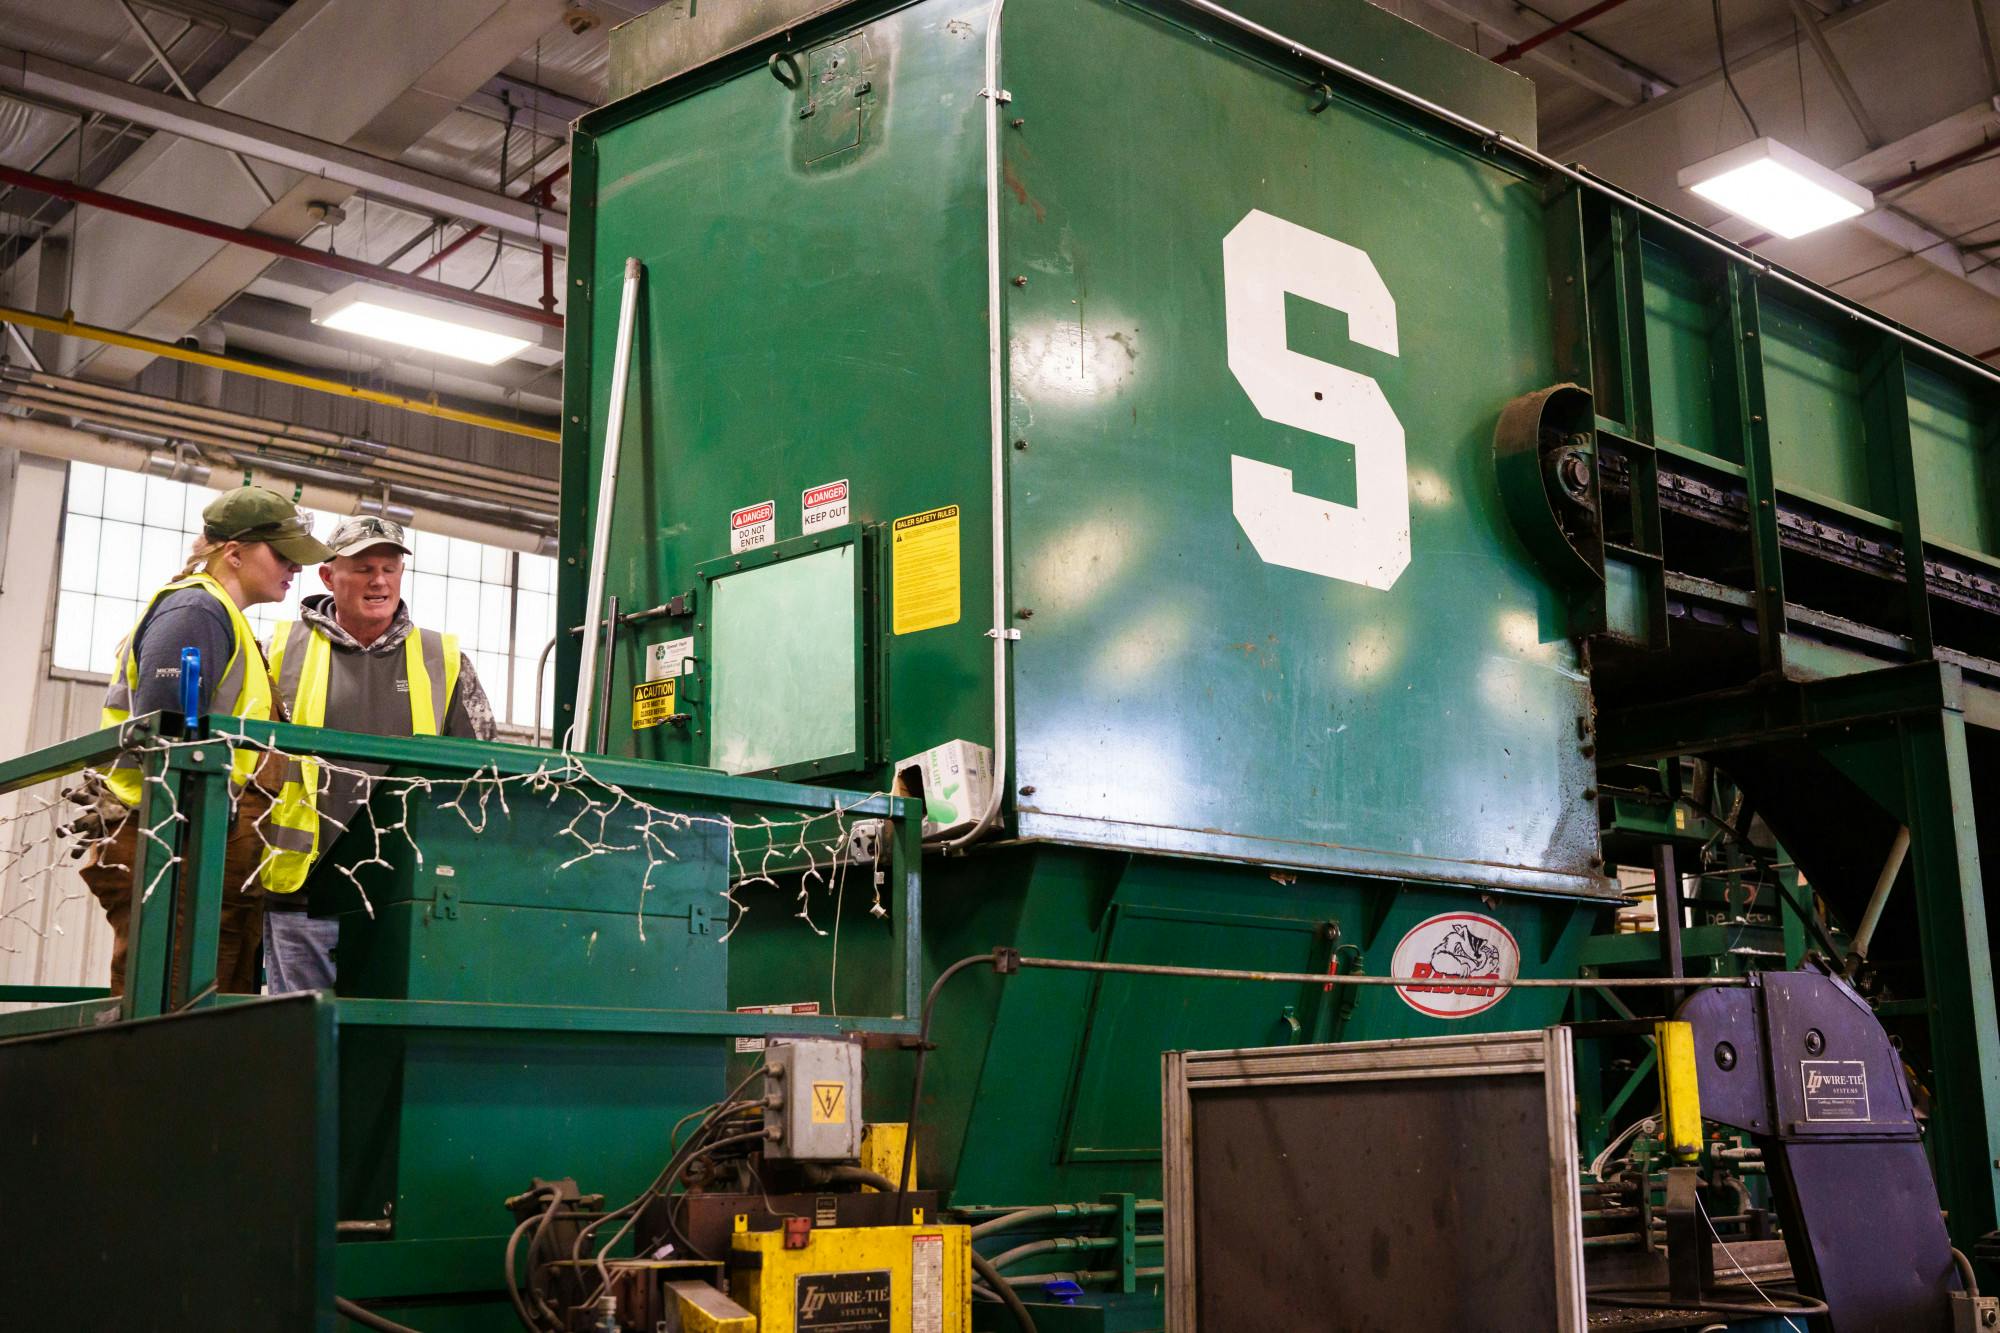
[631,678,676,730]
[892,504,961,635]
[811,1081,848,1124]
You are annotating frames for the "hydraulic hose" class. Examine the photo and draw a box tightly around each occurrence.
[894,952,1005,1216]
[969,1248,1040,1333]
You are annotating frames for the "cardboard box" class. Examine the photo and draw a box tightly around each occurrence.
[893,739,994,840]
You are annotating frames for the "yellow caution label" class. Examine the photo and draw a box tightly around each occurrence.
[810,1081,848,1125]
[892,504,961,635]
[631,678,677,730]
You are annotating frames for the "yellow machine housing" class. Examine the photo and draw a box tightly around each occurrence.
[730,1216,970,1333]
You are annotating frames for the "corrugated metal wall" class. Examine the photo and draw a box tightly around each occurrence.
[0,675,116,993]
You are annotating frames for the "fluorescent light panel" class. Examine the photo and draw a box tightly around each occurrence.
[1678,137,1874,240]
[311,283,538,365]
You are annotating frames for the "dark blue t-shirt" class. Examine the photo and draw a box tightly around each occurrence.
[129,587,238,719]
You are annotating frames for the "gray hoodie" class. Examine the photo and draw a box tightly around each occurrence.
[274,594,496,909]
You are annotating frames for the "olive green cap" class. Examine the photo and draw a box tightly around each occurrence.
[201,486,337,565]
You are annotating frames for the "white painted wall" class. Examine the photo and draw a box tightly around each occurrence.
[0,455,112,992]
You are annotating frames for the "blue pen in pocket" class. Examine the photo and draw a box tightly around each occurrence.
[179,646,201,733]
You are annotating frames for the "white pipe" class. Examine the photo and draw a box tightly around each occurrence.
[1851,825,1911,960]
[570,256,644,752]
[0,412,550,554]
[942,0,1013,854]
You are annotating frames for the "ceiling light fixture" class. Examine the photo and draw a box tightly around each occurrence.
[311,283,539,365]
[1678,137,1874,240]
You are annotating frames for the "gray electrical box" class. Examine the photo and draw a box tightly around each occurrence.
[763,1038,864,1161]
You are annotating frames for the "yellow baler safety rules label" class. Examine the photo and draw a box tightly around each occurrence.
[811,1081,848,1124]
[631,678,676,729]
[892,505,960,635]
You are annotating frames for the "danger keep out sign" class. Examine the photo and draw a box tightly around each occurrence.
[802,479,849,533]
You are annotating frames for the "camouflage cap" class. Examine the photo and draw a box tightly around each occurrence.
[325,514,412,560]
[201,486,336,565]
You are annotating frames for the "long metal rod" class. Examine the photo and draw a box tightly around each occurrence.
[115,0,277,207]
[570,257,644,750]
[1170,0,2000,389]
[0,41,566,247]
[1014,955,1751,989]
[595,595,619,755]
[0,303,557,441]
[943,0,1013,852]
[0,164,559,328]
[1784,0,1884,148]
[1850,825,1912,960]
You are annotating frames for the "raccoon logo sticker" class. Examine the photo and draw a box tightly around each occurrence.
[1391,912,1519,1018]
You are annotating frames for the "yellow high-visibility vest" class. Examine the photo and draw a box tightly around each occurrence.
[268,620,463,735]
[99,572,320,892]
[267,619,461,885]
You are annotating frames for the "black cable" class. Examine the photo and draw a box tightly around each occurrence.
[1711,0,1761,137]
[469,97,516,293]
[969,1249,1041,1333]
[334,1296,425,1333]
[576,1065,770,1302]
[895,952,1004,1216]
[502,1183,562,1332]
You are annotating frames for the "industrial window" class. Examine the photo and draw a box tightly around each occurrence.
[53,462,555,730]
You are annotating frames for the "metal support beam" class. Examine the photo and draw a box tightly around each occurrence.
[1784,0,1886,148]
[117,0,279,207]
[1420,0,1669,107]
[0,42,566,247]
[0,163,559,328]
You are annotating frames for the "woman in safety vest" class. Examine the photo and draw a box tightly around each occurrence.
[74,485,335,998]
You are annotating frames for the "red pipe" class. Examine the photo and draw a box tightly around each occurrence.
[410,162,570,278]
[0,164,561,329]
[1493,0,1640,65]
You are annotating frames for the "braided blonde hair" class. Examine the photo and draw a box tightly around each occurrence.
[177,533,230,579]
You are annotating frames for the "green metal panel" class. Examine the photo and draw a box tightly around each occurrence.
[1638,239,1728,462]
[1907,359,1997,557]
[895,848,1599,1204]
[998,0,1596,894]
[1759,295,1877,515]
[0,995,338,1332]
[561,0,993,773]
[563,0,1600,898]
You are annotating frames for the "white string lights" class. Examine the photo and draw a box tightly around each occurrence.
[0,727,896,963]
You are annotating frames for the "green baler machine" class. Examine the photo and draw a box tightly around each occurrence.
[560,0,1609,1217]
[4,0,1998,1328]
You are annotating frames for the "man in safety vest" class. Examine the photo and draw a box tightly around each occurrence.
[263,515,495,993]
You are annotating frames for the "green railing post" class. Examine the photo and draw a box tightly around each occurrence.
[169,744,237,1008]
[122,743,182,1021]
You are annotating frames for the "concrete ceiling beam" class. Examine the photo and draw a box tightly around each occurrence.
[0,38,566,247]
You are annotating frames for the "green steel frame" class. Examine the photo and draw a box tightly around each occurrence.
[0,713,925,1036]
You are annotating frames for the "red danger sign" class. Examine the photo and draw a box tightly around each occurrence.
[802,478,851,534]
[730,500,775,553]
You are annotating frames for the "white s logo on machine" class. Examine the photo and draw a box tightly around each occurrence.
[1223,208,1410,591]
